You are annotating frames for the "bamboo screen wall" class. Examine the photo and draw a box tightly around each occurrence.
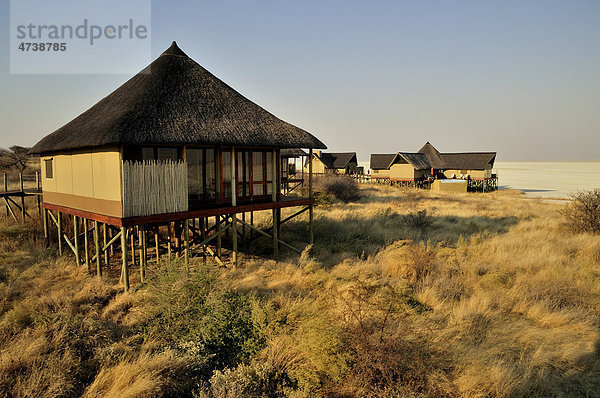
[122,160,188,217]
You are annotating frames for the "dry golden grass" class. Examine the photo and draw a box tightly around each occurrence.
[0,184,599,397]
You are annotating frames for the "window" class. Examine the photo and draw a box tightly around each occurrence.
[44,159,53,179]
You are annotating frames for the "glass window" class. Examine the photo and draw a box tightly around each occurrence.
[253,183,263,196]
[44,159,53,179]
[157,147,178,161]
[222,151,231,198]
[205,149,216,199]
[187,148,203,196]
[142,147,155,160]
[252,152,263,182]
[266,152,273,181]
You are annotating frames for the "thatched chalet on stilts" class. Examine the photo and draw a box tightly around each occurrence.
[30,41,327,291]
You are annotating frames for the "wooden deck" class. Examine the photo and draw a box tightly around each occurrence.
[43,196,315,227]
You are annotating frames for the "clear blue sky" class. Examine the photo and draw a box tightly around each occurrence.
[1,0,599,161]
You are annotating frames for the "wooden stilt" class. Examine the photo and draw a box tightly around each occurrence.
[94,221,101,277]
[109,227,114,256]
[309,148,314,245]
[121,227,129,292]
[184,219,189,270]
[216,216,222,257]
[57,211,63,255]
[242,212,247,250]
[103,223,109,265]
[231,148,238,267]
[19,173,25,222]
[272,209,279,260]
[43,208,49,247]
[3,174,7,217]
[140,225,147,282]
[35,172,41,216]
[155,229,159,264]
[73,216,80,265]
[131,229,136,266]
[84,218,90,272]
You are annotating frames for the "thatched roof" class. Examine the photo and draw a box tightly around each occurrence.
[281,148,307,158]
[370,153,396,170]
[418,142,496,170]
[418,142,444,169]
[439,153,496,170]
[31,42,326,155]
[316,152,357,169]
[395,153,431,170]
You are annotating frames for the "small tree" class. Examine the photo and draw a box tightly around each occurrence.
[561,189,600,234]
[0,146,31,172]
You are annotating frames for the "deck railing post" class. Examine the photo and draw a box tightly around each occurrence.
[121,227,129,292]
[309,148,314,245]
[57,211,63,255]
[231,147,238,267]
[94,221,102,277]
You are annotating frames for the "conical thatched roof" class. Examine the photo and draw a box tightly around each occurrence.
[417,142,444,168]
[31,42,326,154]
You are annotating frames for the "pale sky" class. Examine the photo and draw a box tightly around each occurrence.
[1,0,599,161]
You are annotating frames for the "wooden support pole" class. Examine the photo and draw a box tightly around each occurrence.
[35,172,41,215]
[103,224,109,265]
[242,212,247,250]
[231,147,238,267]
[155,229,159,264]
[73,216,80,265]
[272,209,279,260]
[184,219,189,269]
[57,211,63,255]
[84,218,90,272]
[19,173,25,222]
[3,174,7,217]
[140,225,147,282]
[216,216,222,257]
[236,216,302,254]
[309,148,314,245]
[94,221,101,277]
[121,227,129,292]
[43,208,49,247]
[131,228,136,265]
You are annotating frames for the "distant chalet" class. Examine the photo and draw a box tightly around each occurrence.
[304,151,358,175]
[370,142,496,181]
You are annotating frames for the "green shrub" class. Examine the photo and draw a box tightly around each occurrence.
[561,189,600,234]
[314,175,361,203]
[142,263,264,370]
[402,209,434,231]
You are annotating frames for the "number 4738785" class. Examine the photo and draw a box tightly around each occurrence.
[18,42,67,51]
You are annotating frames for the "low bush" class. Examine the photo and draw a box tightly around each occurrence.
[314,174,361,203]
[561,189,600,234]
[402,209,434,231]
